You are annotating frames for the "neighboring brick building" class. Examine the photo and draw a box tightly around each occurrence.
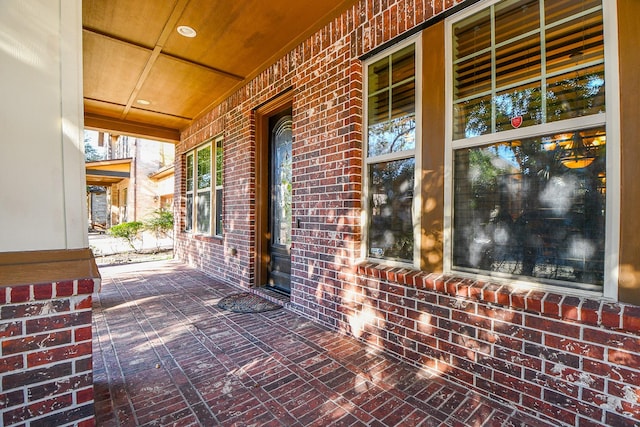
[175,1,640,426]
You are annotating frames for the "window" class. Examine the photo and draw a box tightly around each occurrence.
[446,0,617,293]
[121,188,128,223]
[185,136,224,236]
[214,138,224,236]
[364,38,421,265]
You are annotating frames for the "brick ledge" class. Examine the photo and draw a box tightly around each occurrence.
[357,263,640,334]
[0,248,100,289]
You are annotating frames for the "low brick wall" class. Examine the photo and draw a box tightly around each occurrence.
[291,264,640,426]
[0,250,99,426]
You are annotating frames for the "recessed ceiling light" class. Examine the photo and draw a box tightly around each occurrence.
[136,99,151,105]
[177,25,197,38]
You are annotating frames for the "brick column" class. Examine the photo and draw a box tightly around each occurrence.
[0,249,100,426]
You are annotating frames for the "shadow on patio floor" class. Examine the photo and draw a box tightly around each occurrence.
[93,260,553,426]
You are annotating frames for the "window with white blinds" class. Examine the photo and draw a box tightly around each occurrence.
[452,0,604,139]
[447,0,614,292]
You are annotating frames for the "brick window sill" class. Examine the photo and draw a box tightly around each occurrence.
[180,232,223,243]
[357,262,640,333]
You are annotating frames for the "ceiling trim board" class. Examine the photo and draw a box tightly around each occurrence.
[122,45,163,118]
[85,113,180,143]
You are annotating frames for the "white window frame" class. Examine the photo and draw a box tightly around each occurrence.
[214,137,224,237]
[185,151,194,232]
[362,35,423,268]
[443,0,620,299]
[185,136,224,237]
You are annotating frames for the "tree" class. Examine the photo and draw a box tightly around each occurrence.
[84,142,103,162]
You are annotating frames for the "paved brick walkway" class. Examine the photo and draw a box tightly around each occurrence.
[93,260,553,426]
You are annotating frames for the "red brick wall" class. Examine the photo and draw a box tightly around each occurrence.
[352,265,640,426]
[0,279,98,426]
[176,1,640,425]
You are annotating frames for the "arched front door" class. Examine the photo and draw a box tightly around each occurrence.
[267,111,292,293]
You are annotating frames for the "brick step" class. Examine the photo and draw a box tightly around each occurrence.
[248,286,291,308]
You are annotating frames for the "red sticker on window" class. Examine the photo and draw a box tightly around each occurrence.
[511,116,523,128]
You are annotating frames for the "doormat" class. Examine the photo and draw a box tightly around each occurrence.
[217,292,282,313]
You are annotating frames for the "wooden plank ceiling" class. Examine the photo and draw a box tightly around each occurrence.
[82,0,356,143]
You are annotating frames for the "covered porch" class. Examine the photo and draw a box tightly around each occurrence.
[93,260,551,426]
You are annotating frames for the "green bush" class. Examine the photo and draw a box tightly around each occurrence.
[144,209,174,252]
[144,208,174,238]
[109,221,144,252]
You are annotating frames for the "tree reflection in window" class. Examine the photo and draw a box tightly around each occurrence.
[368,158,415,261]
[368,116,416,156]
[453,127,606,288]
[366,41,417,263]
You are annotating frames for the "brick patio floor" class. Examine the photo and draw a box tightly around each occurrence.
[93,260,553,426]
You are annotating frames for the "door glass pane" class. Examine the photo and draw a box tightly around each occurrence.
[273,119,292,246]
[368,158,415,262]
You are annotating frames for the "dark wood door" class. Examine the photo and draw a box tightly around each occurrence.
[267,111,292,293]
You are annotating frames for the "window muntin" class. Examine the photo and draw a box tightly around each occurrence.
[365,40,419,264]
[447,0,612,292]
[185,137,223,236]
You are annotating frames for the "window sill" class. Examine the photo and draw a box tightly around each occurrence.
[181,231,223,243]
[357,262,638,333]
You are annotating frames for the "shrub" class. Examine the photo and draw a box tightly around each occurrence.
[144,209,174,252]
[109,221,144,252]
